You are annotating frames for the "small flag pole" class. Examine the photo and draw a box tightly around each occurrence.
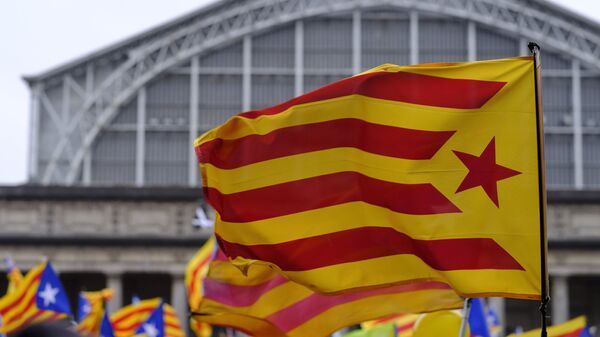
[528,41,550,337]
[458,298,472,337]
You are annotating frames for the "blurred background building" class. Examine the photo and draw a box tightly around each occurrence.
[1,0,600,334]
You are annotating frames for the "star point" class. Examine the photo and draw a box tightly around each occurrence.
[38,283,59,307]
[142,323,159,337]
[453,137,520,207]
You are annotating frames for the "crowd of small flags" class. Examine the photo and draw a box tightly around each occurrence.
[0,253,594,337]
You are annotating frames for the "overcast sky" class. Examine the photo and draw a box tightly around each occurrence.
[0,0,598,185]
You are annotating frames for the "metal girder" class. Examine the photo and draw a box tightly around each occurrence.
[40,0,600,185]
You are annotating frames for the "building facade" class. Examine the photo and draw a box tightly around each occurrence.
[5,0,600,333]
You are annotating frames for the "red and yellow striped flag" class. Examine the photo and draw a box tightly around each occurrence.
[362,314,420,337]
[507,316,587,337]
[0,261,67,333]
[111,298,183,337]
[195,58,544,299]
[191,249,463,337]
[185,237,215,337]
[77,289,113,337]
[4,257,24,295]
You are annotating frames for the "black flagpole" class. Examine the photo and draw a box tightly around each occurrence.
[528,41,550,337]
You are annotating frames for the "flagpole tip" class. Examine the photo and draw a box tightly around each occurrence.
[528,42,540,53]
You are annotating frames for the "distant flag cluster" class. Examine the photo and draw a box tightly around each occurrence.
[0,260,71,334]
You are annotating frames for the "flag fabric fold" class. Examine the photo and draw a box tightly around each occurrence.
[185,238,215,337]
[77,289,113,337]
[195,58,544,299]
[110,298,183,337]
[0,261,71,333]
[190,247,463,337]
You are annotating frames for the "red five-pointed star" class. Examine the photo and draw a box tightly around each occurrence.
[453,138,521,207]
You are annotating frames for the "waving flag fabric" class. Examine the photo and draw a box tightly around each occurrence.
[185,238,215,337]
[100,312,115,337]
[191,248,462,337]
[111,298,183,337]
[507,316,587,337]
[77,289,113,336]
[362,314,420,337]
[3,258,23,295]
[0,261,71,333]
[134,303,164,337]
[195,58,544,299]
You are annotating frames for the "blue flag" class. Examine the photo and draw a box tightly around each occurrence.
[579,327,592,337]
[35,262,72,315]
[77,292,92,322]
[100,311,115,337]
[468,298,491,337]
[135,302,164,337]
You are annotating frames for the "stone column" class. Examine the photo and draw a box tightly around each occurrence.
[107,272,123,313]
[551,275,570,324]
[171,274,188,324]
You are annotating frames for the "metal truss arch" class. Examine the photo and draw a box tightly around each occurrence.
[41,0,600,185]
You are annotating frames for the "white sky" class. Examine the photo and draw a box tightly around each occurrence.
[0,0,598,185]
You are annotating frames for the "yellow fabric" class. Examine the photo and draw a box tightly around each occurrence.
[506,316,586,337]
[5,261,24,295]
[185,238,215,337]
[198,57,544,299]
[412,311,467,337]
[77,289,113,337]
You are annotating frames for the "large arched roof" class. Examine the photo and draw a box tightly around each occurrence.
[27,0,600,185]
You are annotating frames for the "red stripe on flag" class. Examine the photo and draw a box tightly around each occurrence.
[0,274,41,315]
[206,172,461,222]
[217,227,524,272]
[265,282,451,332]
[240,71,506,119]
[188,252,214,302]
[197,119,455,169]
[556,329,585,337]
[203,275,288,307]
[3,295,36,326]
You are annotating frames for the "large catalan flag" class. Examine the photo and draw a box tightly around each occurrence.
[191,248,463,337]
[111,298,183,337]
[506,316,588,337]
[185,238,215,337]
[0,261,71,333]
[195,57,545,299]
[77,289,113,337]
